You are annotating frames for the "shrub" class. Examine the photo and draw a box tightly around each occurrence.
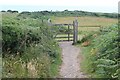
[2,13,61,78]
[92,25,119,78]
[80,25,119,79]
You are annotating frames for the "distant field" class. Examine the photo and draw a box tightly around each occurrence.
[52,16,117,40]
[51,16,117,27]
[51,16,117,31]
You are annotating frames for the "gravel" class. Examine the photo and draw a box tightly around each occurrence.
[59,41,87,78]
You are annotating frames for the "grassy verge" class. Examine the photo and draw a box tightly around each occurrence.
[78,25,119,78]
[80,46,102,78]
[47,44,62,77]
[3,42,62,78]
[49,49,62,77]
[76,31,98,77]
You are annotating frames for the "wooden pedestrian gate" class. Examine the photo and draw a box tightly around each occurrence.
[48,19,78,44]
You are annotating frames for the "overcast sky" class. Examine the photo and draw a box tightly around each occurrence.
[0,0,119,13]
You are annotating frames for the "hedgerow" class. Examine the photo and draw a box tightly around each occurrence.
[2,13,61,78]
[92,25,120,78]
[80,25,120,79]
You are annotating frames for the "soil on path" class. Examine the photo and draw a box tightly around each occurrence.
[59,41,87,78]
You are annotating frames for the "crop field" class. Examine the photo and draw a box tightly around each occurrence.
[52,16,117,31]
[51,16,117,27]
[52,16,117,41]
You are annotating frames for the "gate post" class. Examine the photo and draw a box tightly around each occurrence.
[73,19,78,44]
[68,25,70,41]
[48,18,52,26]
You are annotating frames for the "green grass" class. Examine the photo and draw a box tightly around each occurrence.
[49,48,62,77]
[75,31,102,78]
[78,25,119,78]
[2,12,118,78]
[80,46,102,78]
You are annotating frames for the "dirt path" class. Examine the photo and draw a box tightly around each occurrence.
[59,41,87,78]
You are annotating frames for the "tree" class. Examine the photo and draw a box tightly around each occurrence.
[7,10,12,13]
[12,10,19,13]
[1,10,6,12]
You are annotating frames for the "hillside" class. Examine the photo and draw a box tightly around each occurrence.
[1,10,117,20]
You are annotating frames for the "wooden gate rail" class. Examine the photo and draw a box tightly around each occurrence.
[57,40,73,42]
[79,25,101,27]
[55,36,73,38]
[48,19,78,44]
[52,24,73,26]
[47,18,102,44]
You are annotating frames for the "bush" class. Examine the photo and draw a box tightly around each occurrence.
[80,25,119,79]
[92,25,119,78]
[2,13,61,78]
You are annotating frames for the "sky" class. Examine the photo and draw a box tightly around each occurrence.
[0,0,120,13]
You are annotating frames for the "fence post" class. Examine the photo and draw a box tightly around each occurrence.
[73,19,78,44]
[68,25,70,41]
[42,19,43,23]
[48,18,52,26]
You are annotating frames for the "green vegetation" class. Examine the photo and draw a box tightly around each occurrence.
[56,12,119,79]
[78,25,120,79]
[2,12,61,78]
[1,10,119,78]
[17,10,118,19]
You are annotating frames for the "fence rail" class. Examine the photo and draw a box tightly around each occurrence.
[52,24,73,26]
[56,40,73,42]
[79,25,101,27]
[48,19,78,44]
[56,36,73,38]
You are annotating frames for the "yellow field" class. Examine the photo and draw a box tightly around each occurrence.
[52,16,117,40]
[51,16,117,27]
[51,16,117,31]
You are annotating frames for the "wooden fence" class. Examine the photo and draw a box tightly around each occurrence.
[48,19,78,44]
[47,19,102,44]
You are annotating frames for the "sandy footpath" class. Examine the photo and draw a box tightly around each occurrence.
[59,41,87,78]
